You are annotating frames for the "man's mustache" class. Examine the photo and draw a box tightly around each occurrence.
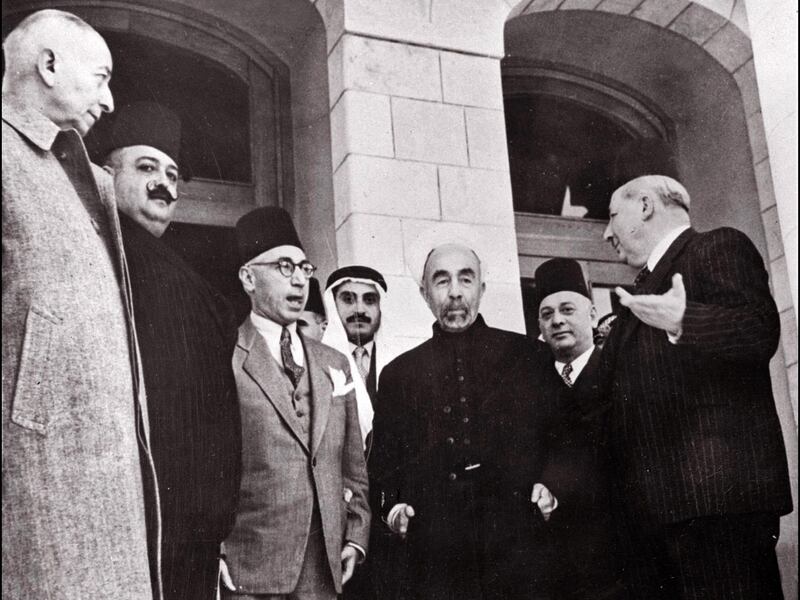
[346,314,372,324]
[147,182,178,204]
[442,301,469,316]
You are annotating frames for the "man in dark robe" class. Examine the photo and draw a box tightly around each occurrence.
[370,242,558,600]
[102,102,242,600]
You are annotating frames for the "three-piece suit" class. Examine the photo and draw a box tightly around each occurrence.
[222,317,370,596]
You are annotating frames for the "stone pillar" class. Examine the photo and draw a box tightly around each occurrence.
[321,0,523,352]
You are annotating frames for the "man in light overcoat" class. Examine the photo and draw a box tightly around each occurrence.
[2,9,159,599]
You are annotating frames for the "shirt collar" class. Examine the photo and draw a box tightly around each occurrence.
[348,340,375,356]
[2,99,63,151]
[647,225,691,271]
[249,311,297,339]
[554,344,595,381]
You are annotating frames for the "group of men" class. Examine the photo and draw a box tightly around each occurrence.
[3,8,792,600]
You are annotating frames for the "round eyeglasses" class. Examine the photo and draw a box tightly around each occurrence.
[248,258,317,278]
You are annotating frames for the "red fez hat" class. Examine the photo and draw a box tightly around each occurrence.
[304,277,325,316]
[533,258,590,310]
[235,207,303,265]
[103,101,181,163]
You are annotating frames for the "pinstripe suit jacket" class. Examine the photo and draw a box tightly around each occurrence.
[600,227,792,527]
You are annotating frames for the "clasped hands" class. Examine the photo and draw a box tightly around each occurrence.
[387,483,558,538]
[616,273,686,337]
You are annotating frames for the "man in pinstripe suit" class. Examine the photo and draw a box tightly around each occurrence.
[600,139,792,599]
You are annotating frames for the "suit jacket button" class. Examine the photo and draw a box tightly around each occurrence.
[443,406,451,414]
[446,437,455,445]
[448,472,457,481]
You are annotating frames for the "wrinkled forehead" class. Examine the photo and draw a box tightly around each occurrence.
[424,244,481,280]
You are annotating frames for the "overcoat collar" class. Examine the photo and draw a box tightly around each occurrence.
[2,99,61,151]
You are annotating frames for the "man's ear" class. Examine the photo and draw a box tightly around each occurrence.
[238,266,254,293]
[589,304,598,327]
[640,195,655,221]
[37,49,57,87]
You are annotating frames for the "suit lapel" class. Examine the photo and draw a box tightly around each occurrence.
[616,228,696,351]
[240,321,310,454]
[304,340,332,457]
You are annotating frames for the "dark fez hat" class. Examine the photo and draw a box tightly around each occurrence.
[235,206,304,265]
[304,278,326,316]
[326,265,388,292]
[533,258,590,309]
[612,137,680,189]
[103,101,181,162]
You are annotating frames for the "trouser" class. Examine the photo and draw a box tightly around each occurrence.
[222,508,336,600]
[619,512,784,600]
[162,540,221,600]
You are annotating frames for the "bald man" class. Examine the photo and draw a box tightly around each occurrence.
[3,10,158,599]
[370,243,557,599]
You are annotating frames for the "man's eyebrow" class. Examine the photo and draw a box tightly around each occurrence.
[431,269,450,280]
[458,268,476,277]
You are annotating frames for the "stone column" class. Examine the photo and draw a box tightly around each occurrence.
[320,0,523,353]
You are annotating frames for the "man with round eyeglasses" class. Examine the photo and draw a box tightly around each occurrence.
[220,207,370,600]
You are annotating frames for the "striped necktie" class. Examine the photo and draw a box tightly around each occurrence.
[280,327,304,388]
[561,362,574,387]
[633,266,651,291]
[353,346,370,382]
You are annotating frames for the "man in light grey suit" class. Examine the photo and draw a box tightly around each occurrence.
[2,9,159,600]
[220,207,370,600]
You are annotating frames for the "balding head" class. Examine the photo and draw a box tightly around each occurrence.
[3,9,114,135]
[420,243,486,332]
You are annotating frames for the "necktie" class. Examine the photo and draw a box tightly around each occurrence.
[633,266,651,291]
[561,362,574,387]
[280,327,304,388]
[353,346,370,382]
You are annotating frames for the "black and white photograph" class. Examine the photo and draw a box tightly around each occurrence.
[2,1,797,599]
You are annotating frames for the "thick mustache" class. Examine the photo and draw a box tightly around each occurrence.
[346,314,371,324]
[441,301,468,317]
[148,185,177,204]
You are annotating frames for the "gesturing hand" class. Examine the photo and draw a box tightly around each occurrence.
[616,273,686,336]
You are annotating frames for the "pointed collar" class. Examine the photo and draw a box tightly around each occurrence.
[2,99,62,151]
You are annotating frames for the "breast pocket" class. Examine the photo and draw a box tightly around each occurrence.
[11,306,65,435]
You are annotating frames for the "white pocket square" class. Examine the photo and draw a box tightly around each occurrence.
[329,367,355,397]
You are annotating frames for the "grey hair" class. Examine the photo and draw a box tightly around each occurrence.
[3,10,96,84]
[621,175,690,212]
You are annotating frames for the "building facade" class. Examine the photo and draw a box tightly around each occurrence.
[3,0,797,595]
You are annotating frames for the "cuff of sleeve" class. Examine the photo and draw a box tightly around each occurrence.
[346,541,366,562]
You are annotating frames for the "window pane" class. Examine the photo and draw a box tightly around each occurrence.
[505,95,634,220]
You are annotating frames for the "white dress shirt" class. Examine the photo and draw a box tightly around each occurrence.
[554,344,595,382]
[249,312,305,367]
[647,224,690,272]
